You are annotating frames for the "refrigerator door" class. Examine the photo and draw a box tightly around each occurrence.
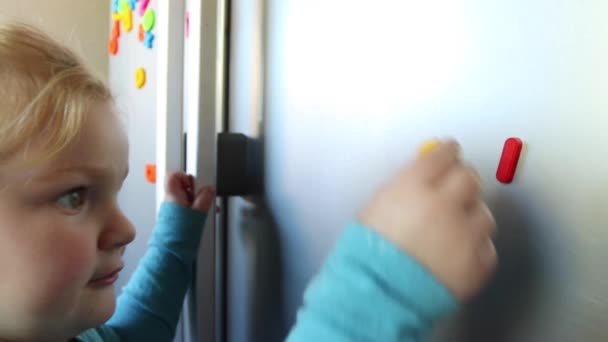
[226,0,608,341]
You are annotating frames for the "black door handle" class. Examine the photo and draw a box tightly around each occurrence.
[216,133,263,196]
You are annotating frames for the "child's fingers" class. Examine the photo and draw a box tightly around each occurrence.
[165,171,186,189]
[164,172,192,207]
[192,186,215,212]
[179,174,189,190]
[411,140,461,184]
[440,163,481,210]
[186,175,196,202]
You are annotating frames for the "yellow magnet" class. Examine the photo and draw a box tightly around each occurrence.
[135,68,146,89]
[419,139,441,157]
[122,7,133,32]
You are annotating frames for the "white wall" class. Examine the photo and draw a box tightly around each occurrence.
[0,0,109,80]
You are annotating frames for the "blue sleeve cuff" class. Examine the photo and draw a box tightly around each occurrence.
[334,221,458,321]
[151,201,209,260]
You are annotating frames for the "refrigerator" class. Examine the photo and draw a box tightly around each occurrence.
[114,0,608,341]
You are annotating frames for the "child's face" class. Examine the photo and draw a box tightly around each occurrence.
[0,102,135,340]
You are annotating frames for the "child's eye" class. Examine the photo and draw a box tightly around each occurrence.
[56,188,88,211]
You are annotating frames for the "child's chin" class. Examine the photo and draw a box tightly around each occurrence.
[85,287,117,324]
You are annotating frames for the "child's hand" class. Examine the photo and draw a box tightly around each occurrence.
[358,140,496,302]
[165,171,215,212]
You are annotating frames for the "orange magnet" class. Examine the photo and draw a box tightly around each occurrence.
[111,20,121,39]
[138,23,145,42]
[145,164,157,183]
[496,137,523,184]
[108,38,118,55]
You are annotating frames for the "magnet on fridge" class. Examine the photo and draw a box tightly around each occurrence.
[143,31,154,49]
[145,164,156,184]
[129,0,138,10]
[138,23,145,42]
[142,9,155,31]
[135,67,146,89]
[108,38,118,55]
[122,7,133,32]
[112,0,120,13]
[418,139,441,157]
[139,0,150,16]
[112,12,122,21]
[111,20,121,39]
[186,11,190,38]
[119,0,130,14]
[496,137,523,184]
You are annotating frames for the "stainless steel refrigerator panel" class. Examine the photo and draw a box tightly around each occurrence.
[228,1,608,341]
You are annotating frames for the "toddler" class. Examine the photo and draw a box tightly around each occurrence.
[0,23,213,341]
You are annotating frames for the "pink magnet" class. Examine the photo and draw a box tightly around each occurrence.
[139,0,150,16]
[186,11,190,37]
[496,137,523,184]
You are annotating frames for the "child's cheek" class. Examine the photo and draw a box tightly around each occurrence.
[30,231,96,314]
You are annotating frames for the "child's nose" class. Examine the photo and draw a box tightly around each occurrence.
[98,207,136,250]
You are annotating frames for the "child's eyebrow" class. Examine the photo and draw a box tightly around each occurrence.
[36,164,128,182]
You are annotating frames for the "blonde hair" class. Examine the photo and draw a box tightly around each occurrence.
[0,22,112,166]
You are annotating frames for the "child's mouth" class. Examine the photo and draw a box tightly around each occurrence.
[89,266,123,286]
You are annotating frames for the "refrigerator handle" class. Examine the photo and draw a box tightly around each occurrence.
[216,132,264,196]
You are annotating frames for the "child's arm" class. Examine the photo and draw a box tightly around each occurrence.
[286,222,457,341]
[288,140,497,341]
[106,173,214,341]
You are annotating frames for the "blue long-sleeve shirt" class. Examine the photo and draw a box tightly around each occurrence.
[77,204,457,341]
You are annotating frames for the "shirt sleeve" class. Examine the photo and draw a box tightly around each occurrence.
[286,221,459,342]
[106,202,208,342]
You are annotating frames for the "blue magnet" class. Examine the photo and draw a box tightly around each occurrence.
[112,0,120,12]
[144,31,155,49]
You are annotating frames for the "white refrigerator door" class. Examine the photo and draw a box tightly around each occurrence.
[226,0,608,341]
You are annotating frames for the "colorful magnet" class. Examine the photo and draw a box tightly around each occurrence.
[122,7,133,32]
[129,0,138,10]
[112,0,120,13]
[138,23,145,42]
[144,31,155,49]
[135,68,146,89]
[139,0,150,16]
[186,11,190,37]
[111,20,121,39]
[142,9,156,32]
[419,139,441,157]
[496,137,523,184]
[145,164,156,184]
[108,38,118,55]
[112,12,122,21]
[119,0,130,14]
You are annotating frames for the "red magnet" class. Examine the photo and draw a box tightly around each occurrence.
[496,137,523,184]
